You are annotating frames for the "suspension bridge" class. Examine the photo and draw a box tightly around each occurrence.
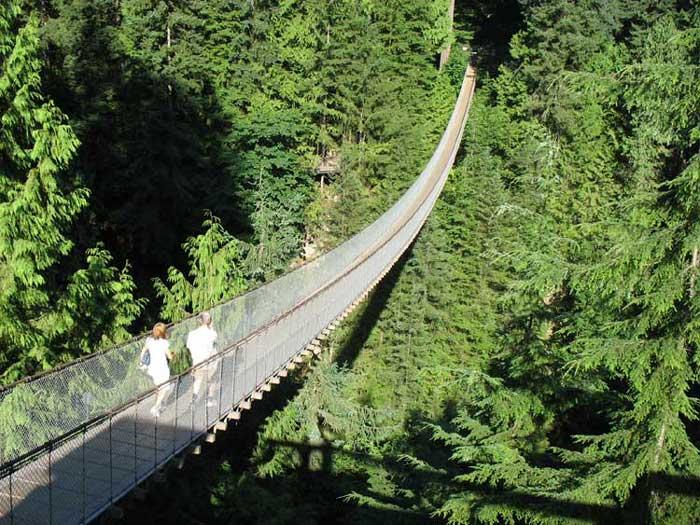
[0,65,476,525]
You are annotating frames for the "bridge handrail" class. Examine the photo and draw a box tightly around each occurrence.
[0,65,476,491]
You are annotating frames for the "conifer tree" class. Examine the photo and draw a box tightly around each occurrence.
[431,3,700,524]
[562,9,700,521]
[0,0,142,382]
[155,215,248,323]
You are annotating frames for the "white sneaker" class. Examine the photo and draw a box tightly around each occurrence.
[150,406,161,418]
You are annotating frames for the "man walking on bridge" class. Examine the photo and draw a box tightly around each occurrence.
[187,312,219,407]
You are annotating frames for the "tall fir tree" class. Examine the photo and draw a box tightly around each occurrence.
[432,3,700,524]
[0,0,142,382]
[155,214,248,324]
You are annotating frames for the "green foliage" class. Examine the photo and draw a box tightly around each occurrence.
[254,358,398,478]
[0,0,143,383]
[155,215,247,323]
[10,1,700,525]
[201,2,700,524]
[430,3,700,524]
[558,8,700,516]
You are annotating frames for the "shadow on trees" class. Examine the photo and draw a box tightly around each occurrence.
[11,406,700,525]
[241,439,700,525]
[43,17,237,318]
[335,242,415,368]
[455,0,524,74]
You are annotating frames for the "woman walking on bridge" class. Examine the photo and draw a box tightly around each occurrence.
[140,322,173,417]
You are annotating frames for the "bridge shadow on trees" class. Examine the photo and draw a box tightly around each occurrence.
[10,404,699,525]
[111,390,700,525]
[249,438,700,525]
[335,242,414,368]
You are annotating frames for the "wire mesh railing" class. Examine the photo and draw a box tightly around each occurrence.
[0,66,476,525]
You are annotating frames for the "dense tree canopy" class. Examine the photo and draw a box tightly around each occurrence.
[2,0,700,524]
[0,0,142,382]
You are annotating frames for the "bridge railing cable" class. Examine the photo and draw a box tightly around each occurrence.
[0,66,476,525]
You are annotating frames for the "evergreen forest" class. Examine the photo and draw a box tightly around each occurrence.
[2,0,700,523]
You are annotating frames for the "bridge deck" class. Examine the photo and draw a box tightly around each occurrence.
[0,67,476,525]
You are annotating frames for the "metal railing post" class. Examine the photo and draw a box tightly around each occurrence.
[9,462,14,525]
[82,428,86,523]
[190,374,195,440]
[153,402,158,470]
[217,353,225,418]
[230,347,237,410]
[109,414,114,502]
[242,343,248,401]
[48,444,53,525]
[203,363,209,426]
[134,401,139,485]
[254,338,260,390]
[173,377,179,454]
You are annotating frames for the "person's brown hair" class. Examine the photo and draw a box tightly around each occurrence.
[152,322,167,340]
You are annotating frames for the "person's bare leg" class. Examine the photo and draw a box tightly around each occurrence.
[207,364,219,405]
[193,369,203,399]
[154,386,168,414]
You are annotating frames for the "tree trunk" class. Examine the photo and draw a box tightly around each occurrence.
[166,22,173,96]
[438,0,455,70]
[647,416,668,523]
[689,246,699,297]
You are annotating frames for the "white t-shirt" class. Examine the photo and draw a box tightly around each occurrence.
[186,325,218,365]
[145,337,170,382]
